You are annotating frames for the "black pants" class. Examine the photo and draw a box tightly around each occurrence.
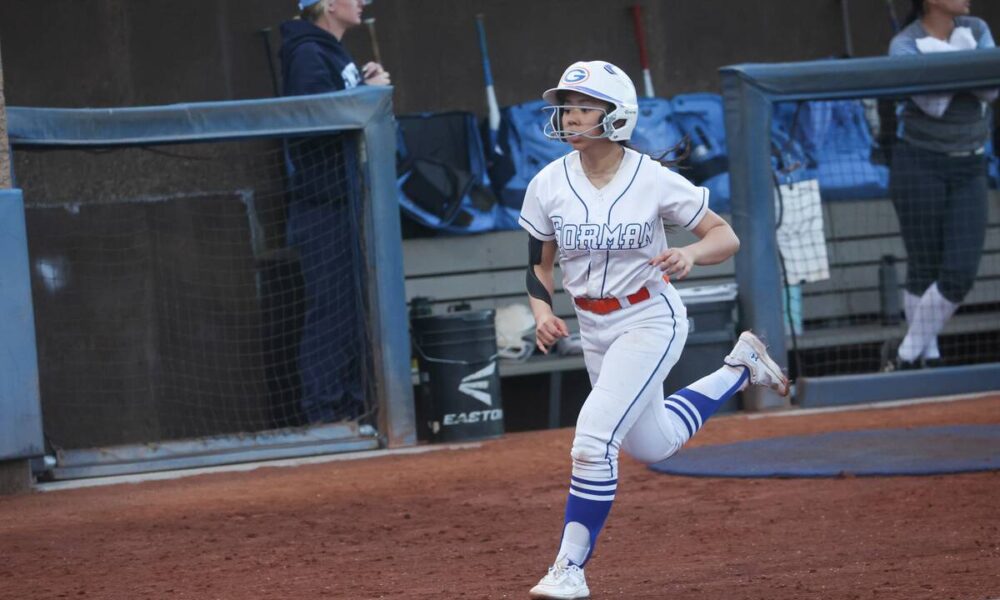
[889,141,988,304]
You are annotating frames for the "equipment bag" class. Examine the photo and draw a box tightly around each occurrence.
[397,111,500,234]
[671,93,731,213]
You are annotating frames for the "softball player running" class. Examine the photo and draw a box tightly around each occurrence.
[521,61,789,600]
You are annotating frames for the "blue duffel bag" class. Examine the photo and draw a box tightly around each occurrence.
[397,111,500,234]
[671,93,731,213]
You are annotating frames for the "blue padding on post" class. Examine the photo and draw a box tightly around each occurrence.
[723,49,1000,101]
[649,425,1000,478]
[797,363,1000,408]
[0,189,44,460]
[7,87,393,146]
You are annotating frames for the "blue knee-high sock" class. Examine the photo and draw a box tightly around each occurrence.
[558,475,617,567]
[664,367,749,438]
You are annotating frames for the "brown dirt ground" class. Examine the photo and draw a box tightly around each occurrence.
[2,395,999,600]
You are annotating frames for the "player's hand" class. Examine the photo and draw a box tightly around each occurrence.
[362,62,391,86]
[535,314,569,355]
[649,247,695,280]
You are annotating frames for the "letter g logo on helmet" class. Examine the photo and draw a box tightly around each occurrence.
[563,67,589,84]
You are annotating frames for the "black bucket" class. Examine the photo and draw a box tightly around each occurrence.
[411,309,504,442]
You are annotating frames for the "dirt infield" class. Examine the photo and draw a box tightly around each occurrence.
[2,395,999,600]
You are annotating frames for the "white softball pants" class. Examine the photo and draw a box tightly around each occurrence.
[573,282,690,480]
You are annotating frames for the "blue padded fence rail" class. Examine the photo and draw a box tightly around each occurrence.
[724,48,1000,101]
[6,87,392,146]
[0,189,44,461]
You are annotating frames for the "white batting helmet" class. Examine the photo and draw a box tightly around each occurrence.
[542,60,639,142]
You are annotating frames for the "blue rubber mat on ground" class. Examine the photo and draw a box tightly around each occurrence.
[649,425,1000,478]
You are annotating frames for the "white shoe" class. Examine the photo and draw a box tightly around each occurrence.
[724,331,790,396]
[529,558,590,599]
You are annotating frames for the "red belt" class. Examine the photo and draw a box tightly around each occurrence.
[573,275,670,315]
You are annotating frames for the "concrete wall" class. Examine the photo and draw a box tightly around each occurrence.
[2,1,997,114]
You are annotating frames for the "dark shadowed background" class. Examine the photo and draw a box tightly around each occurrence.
[1,0,996,112]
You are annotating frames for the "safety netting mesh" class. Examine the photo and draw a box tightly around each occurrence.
[770,91,1000,378]
[14,133,377,451]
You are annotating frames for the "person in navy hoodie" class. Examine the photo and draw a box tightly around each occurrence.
[281,0,389,95]
[279,0,390,424]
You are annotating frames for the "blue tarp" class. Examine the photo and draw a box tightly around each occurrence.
[650,425,1000,478]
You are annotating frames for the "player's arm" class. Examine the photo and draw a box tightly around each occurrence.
[649,210,739,280]
[526,236,569,354]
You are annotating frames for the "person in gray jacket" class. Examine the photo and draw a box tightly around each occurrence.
[885,0,996,370]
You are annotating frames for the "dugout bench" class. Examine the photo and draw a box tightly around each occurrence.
[402,193,1000,424]
[402,222,737,428]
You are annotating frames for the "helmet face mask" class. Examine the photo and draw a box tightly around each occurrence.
[542,104,613,140]
[541,61,639,142]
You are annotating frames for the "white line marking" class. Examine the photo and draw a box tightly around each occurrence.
[36,442,481,493]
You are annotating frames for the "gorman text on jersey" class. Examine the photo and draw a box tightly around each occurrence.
[553,216,655,251]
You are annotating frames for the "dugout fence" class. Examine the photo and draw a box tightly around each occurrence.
[6,87,415,478]
[721,49,1000,410]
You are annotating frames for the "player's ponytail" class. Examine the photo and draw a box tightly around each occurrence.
[621,137,692,169]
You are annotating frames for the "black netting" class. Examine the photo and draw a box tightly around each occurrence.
[770,92,1000,378]
[13,133,377,450]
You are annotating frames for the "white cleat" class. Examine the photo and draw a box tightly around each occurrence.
[724,331,790,396]
[529,558,590,599]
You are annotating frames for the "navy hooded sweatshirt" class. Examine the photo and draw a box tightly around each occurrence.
[278,19,364,205]
[279,19,363,96]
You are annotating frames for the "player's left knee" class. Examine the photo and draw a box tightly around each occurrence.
[570,435,616,474]
[621,436,683,465]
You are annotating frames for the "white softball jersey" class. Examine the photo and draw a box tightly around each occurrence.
[518,147,709,300]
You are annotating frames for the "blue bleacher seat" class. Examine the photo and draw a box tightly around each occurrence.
[773,100,889,201]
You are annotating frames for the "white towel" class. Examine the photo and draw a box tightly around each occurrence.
[913,27,980,117]
[914,27,977,53]
[774,178,830,284]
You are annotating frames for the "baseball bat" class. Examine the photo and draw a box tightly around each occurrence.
[364,18,383,65]
[839,0,854,58]
[475,13,502,155]
[256,27,280,97]
[885,0,901,34]
[630,4,655,98]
